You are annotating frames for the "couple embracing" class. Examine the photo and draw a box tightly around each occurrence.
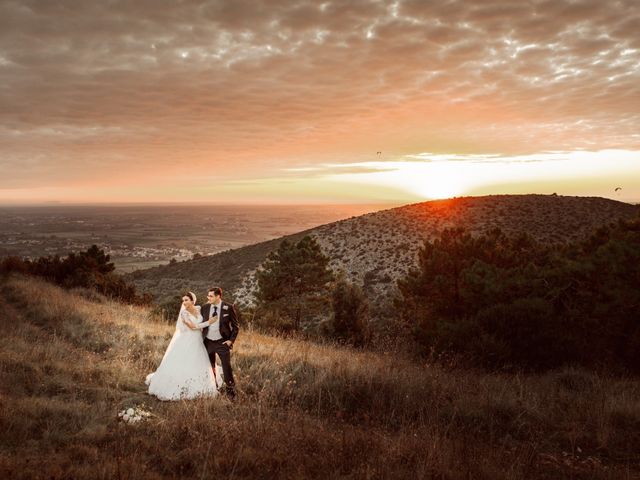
[145,287,239,401]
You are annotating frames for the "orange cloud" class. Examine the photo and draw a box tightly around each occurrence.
[0,0,638,203]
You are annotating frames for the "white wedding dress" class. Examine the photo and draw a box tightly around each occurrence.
[145,306,223,401]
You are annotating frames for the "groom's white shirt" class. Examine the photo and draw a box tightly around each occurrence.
[205,301,223,341]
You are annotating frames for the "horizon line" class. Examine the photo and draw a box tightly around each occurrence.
[1,194,639,208]
[0,201,405,208]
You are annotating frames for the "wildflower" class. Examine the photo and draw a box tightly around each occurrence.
[118,405,152,425]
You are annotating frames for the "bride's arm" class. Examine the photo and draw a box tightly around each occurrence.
[179,309,197,329]
[192,307,213,329]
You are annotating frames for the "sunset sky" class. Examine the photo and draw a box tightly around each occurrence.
[1,0,639,205]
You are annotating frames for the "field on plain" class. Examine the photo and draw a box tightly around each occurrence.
[0,204,387,272]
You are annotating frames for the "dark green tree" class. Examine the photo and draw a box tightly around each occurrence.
[256,235,334,332]
[331,276,370,346]
[396,227,492,352]
[397,219,640,372]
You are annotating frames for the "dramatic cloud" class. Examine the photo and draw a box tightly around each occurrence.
[0,0,638,201]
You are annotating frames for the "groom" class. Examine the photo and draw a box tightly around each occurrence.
[200,287,239,399]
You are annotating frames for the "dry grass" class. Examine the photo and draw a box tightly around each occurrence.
[1,274,639,479]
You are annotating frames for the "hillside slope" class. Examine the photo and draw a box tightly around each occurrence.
[1,275,639,479]
[128,195,640,306]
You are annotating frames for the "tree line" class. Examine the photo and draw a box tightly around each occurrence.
[0,245,151,305]
[397,218,640,372]
[254,217,640,373]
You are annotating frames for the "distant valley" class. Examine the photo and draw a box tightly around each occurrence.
[128,194,640,306]
[0,204,389,272]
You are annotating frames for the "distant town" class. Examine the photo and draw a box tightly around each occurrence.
[0,204,387,272]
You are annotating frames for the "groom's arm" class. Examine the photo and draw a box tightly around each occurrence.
[228,304,240,343]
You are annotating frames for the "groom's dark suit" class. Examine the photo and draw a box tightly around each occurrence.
[201,301,239,344]
[201,301,239,398]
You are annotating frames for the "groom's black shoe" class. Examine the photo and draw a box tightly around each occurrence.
[224,383,237,401]
[219,382,235,396]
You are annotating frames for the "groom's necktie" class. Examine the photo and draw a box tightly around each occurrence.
[212,305,218,318]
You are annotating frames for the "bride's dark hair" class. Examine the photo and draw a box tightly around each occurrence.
[182,292,196,303]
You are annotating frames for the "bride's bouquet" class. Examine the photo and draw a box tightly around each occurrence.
[118,405,152,424]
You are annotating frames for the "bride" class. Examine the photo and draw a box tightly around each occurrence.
[145,291,223,400]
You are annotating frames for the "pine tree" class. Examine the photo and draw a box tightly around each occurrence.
[256,235,334,332]
[331,276,370,346]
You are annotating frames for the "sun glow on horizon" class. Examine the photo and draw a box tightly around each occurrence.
[326,149,640,201]
[326,161,470,200]
[1,150,638,205]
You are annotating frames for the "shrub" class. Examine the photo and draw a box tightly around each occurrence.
[330,276,370,347]
[0,245,151,305]
[151,295,183,323]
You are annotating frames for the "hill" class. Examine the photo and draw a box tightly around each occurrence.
[127,195,640,306]
[1,274,639,479]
